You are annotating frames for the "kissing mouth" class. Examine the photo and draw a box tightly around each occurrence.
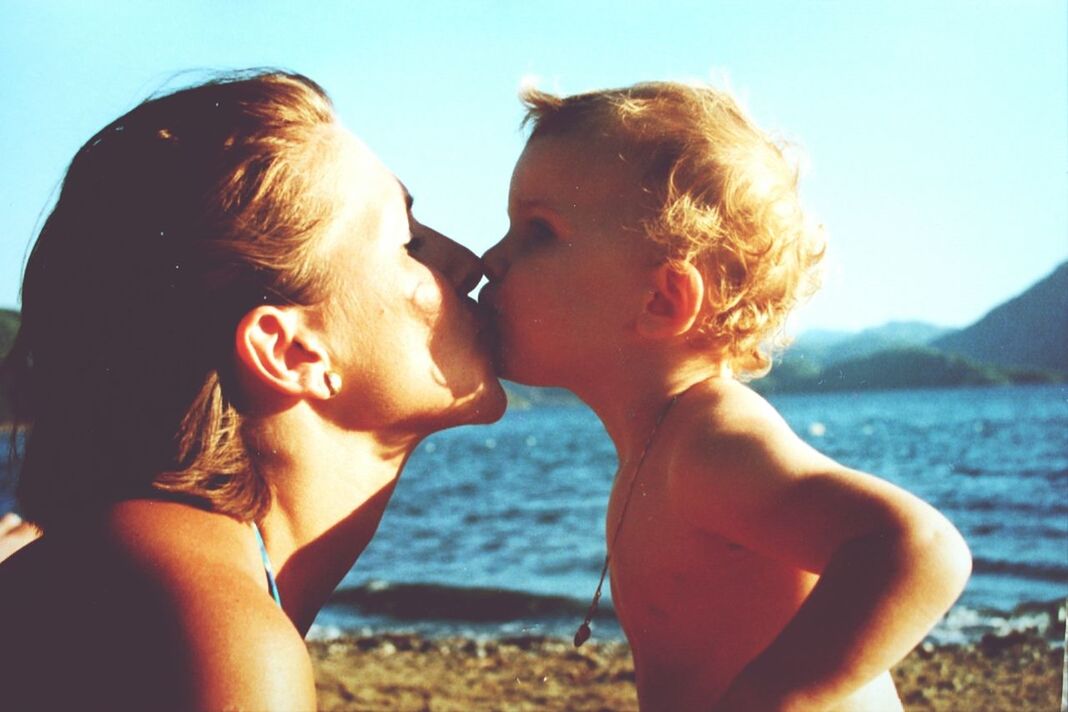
[476,281,498,312]
[476,285,502,331]
[474,285,503,367]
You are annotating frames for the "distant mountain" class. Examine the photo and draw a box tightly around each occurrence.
[788,320,952,367]
[0,309,17,358]
[850,321,954,346]
[0,309,19,421]
[788,347,1010,392]
[932,262,1068,373]
[755,345,1057,395]
[790,329,853,349]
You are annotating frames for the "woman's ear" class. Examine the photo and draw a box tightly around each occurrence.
[234,306,336,400]
[637,261,705,339]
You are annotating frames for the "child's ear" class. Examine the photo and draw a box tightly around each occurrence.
[637,261,705,339]
[234,306,336,400]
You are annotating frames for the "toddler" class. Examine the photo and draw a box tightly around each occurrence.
[480,82,971,711]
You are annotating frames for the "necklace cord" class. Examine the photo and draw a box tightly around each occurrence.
[574,391,682,647]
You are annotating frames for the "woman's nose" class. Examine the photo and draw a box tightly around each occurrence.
[449,240,483,295]
[417,223,482,294]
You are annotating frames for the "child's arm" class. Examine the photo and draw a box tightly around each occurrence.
[670,393,971,711]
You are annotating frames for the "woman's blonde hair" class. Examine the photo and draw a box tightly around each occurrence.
[522,82,825,378]
[3,70,341,531]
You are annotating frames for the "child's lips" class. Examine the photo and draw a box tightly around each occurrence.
[477,282,498,312]
[477,285,501,327]
[476,285,504,363]
[471,301,493,336]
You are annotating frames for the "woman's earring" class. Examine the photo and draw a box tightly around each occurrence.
[324,371,342,398]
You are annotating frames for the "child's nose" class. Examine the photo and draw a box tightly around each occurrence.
[481,238,508,281]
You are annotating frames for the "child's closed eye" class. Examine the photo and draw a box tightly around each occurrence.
[528,218,556,242]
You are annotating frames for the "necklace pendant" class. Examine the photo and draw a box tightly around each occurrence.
[573,391,685,652]
[573,622,592,647]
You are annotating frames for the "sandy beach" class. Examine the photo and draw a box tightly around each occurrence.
[310,631,1064,711]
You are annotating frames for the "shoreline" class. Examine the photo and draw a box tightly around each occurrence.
[309,631,1064,711]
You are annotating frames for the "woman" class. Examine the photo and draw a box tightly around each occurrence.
[0,70,506,710]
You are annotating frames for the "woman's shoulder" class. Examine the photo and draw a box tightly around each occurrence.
[0,500,314,709]
[104,500,316,705]
[1,503,316,708]
[102,500,262,586]
[167,562,315,710]
[100,500,300,642]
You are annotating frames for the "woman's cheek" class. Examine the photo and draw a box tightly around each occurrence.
[411,280,444,322]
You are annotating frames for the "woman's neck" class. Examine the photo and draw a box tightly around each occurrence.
[253,411,419,634]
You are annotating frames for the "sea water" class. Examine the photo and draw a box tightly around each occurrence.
[313,384,1068,644]
[2,385,1065,644]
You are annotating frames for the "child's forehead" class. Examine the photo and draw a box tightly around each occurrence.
[512,134,648,208]
[523,131,628,168]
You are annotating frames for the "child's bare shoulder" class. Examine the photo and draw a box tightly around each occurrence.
[671,378,811,467]
[664,378,833,516]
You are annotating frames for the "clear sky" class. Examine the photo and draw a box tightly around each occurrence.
[1,0,1064,332]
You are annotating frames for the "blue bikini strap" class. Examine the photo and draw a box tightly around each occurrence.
[251,522,282,607]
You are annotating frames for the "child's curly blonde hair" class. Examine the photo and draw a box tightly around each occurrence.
[521,81,825,378]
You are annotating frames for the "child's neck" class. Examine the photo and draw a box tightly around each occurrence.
[573,356,731,463]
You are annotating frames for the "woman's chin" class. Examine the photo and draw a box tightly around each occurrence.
[465,379,508,424]
[431,376,508,429]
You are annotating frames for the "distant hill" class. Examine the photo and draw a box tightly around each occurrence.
[0,309,18,421]
[933,262,1068,373]
[760,347,1008,393]
[788,320,952,367]
[757,263,1068,393]
[0,309,17,358]
[755,345,1059,395]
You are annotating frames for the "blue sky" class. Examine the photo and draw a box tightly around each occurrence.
[1,0,1064,332]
